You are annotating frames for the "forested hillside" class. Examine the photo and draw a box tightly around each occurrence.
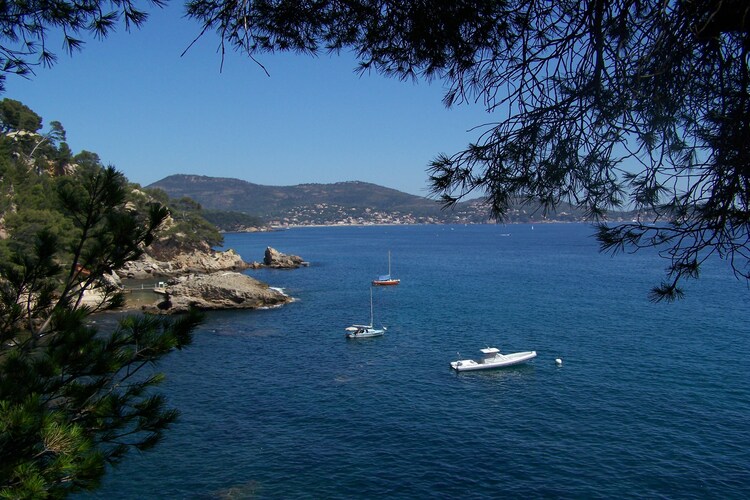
[0,99,224,255]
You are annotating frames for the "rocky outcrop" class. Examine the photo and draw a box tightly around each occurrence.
[117,248,249,279]
[116,245,307,314]
[262,247,308,269]
[142,272,292,314]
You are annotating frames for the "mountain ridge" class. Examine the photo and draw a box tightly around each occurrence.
[148,174,462,224]
[147,174,638,226]
[149,175,435,209]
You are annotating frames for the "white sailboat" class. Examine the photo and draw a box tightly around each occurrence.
[372,251,400,286]
[345,288,386,339]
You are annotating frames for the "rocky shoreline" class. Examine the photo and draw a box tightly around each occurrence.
[96,246,306,314]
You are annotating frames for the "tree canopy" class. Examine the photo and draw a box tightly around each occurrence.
[0,99,42,133]
[0,166,203,497]
[0,102,208,496]
[181,0,750,300]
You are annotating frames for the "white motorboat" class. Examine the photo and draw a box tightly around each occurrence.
[450,347,537,372]
[345,288,386,339]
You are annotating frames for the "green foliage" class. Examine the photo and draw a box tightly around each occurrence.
[72,151,103,171]
[0,101,204,496]
[0,99,42,133]
[163,196,224,248]
[0,105,225,262]
[201,209,265,232]
[0,166,203,497]
[3,209,76,257]
[142,186,170,205]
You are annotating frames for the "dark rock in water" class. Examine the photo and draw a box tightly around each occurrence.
[263,247,308,269]
[156,292,172,310]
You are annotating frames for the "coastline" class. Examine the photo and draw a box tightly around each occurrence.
[103,247,305,314]
[223,220,596,233]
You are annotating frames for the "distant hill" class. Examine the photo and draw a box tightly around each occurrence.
[147,174,639,226]
[148,175,438,213]
[147,175,467,225]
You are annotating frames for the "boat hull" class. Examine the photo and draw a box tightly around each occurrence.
[450,350,537,372]
[345,329,385,339]
[372,279,400,286]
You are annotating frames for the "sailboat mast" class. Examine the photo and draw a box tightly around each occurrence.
[369,287,374,326]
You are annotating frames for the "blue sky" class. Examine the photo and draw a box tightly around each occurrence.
[3,3,494,197]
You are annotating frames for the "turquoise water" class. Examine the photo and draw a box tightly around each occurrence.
[83,224,749,499]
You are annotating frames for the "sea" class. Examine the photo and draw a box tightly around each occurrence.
[80,223,749,499]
